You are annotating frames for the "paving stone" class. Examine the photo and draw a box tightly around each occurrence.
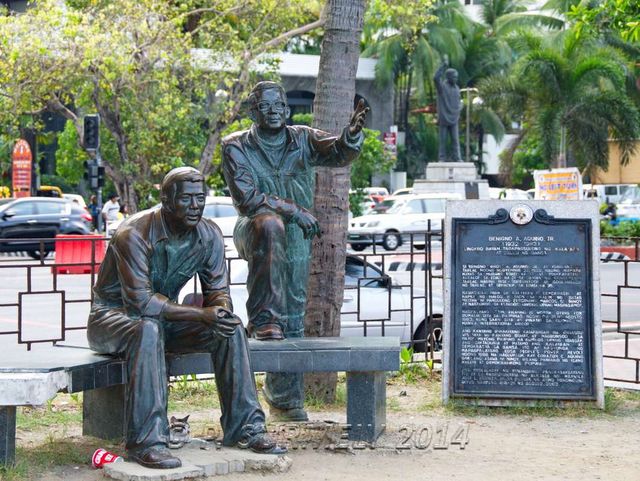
[103,461,203,481]
[102,440,292,480]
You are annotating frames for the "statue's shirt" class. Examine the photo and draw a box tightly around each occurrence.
[435,77,462,126]
[221,124,362,221]
[92,208,231,319]
[221,124,363,324]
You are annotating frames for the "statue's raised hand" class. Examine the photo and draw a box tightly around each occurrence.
[348,99,370,137]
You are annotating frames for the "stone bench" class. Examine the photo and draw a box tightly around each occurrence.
[0,336,399,466]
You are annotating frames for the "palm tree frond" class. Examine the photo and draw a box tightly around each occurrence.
[495,12,564,37]
[536,107,561,163]
[477,107,507,142]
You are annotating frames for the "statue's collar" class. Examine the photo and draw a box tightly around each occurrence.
[248,125,299,151]
[151,208,203,245]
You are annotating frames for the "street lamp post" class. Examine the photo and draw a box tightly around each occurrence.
[461,87,479,163]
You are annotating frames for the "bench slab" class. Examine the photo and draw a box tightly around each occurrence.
[0,337,400,465]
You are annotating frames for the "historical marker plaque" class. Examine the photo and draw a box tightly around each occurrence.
[443,201,603,406]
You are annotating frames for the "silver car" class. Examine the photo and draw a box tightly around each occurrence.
[180,255,443,352]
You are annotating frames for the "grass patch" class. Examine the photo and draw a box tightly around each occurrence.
[387,397,402,412]
[392,347,439,384]
[442,387,640,418]
[416,373,445,413]
[17,394,82,431]
[1,436,118,480]
[305,378,347,410]
[603,387,640,414]
[409,375,640,418]
[445,399,603,418]
[168,375,221,411]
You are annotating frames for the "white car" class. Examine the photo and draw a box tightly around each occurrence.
[202,196,237,241]
[348,193,461,251]
[391,187,414,196]
[616,185,640,221]
[181,255,443,352]
[107,196,238,242]
[63,193,88,210]
[488,188,530,200]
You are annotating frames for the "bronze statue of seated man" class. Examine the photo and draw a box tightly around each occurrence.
[87,167,285,469]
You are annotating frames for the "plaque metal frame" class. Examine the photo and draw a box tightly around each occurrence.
[449,208,596,400]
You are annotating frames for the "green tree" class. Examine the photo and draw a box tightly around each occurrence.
[565,0,640,42]
[0,0,323,211]
[480,29,640,174]
[55,120,89,186]
[481,0,563,37]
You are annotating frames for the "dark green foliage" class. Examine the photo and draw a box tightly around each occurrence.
[481,29,640,177]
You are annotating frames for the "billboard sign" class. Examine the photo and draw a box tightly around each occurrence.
[11,139,32,198]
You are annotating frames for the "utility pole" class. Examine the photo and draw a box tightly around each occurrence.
[83,114,103,231]
[461,87,478,163]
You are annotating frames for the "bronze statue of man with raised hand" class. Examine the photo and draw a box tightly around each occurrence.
[222,81,368,422]
[87,167,284,469]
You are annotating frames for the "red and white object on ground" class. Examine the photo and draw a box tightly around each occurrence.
[92,448,124,468]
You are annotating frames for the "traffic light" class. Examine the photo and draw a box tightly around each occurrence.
[84,160,99,189]
[84,114,100,151]
[97,166,105,188]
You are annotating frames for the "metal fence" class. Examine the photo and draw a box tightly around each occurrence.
[1,232,639,387]
[600,236,640,385]
[0,232,444,360]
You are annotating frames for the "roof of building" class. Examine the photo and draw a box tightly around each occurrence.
[277,53,377,80]
[190,50,378,81]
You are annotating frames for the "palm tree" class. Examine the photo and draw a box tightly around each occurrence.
[363,0,471,126]
[480,28,640,174]
[305,0,366,403]
[482,0,564,37]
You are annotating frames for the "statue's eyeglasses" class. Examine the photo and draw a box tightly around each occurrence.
[257,101,287,113]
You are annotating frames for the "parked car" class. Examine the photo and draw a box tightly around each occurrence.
[488,188,530,200]
[0,197,92,259]
[583,183,635,204]
[63,193,88,210]
[365,195,404,215]
[348,193,461,251]
[202,196,238,240]
[111,196,239,241]
[616,185,640,221]
[36,185,63,198]
[182,255,443,352]
[362,186,389,203]
[391,187,414,196]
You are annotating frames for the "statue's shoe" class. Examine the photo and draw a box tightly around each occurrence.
[249,323,284,340]
[128,445,182,469]
[269,406,309,422]
[237,431,288,455]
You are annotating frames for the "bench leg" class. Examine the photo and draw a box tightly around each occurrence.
[346,371,386,442]
[0,406,16,466]
[83,385,126,441]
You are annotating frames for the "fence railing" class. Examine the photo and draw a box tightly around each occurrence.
[599,236,640,385]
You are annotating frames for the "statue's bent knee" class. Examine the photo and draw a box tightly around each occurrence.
[252,214,285,239]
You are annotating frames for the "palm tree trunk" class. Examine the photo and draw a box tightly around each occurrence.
[305,0,365,403]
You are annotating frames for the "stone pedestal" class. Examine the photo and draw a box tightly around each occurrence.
[413,162,489,199]
[0,406,16,466]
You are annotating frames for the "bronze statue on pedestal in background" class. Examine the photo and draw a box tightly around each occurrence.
[434,58,462,162]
